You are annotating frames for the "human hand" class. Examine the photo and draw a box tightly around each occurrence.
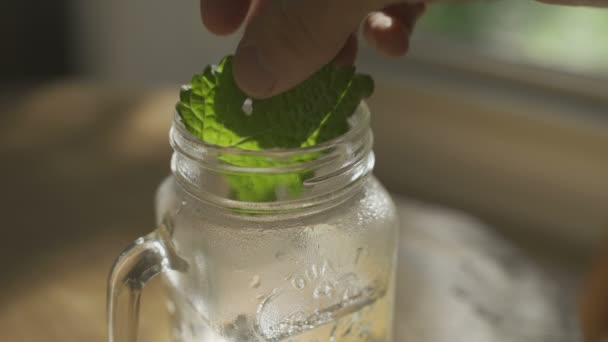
[200,0,426,98]
[200,0,607,98]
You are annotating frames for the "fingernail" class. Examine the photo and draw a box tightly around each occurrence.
[234,45,276,99]
[368,12,394,30]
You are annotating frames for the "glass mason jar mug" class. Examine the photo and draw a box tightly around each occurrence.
[107,103,400,342]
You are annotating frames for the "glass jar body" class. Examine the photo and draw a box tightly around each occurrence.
[155,174,399,342]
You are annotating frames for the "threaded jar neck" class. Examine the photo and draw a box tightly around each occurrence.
[169,102,374,213]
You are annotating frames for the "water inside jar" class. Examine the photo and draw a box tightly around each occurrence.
[168,279,394,342]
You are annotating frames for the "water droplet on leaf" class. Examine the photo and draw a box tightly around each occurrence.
[250,274,261,288]
[242,98,253,116]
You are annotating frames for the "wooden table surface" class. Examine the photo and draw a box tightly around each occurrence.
[0,82,177,342]
[0,82,604,342]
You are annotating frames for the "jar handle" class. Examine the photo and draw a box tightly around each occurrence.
[107,225,187,342]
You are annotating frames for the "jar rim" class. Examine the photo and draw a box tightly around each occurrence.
[170,102,371,163]
[168,102,375,211]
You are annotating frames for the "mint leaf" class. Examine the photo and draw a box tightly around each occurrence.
[177,55,374,202]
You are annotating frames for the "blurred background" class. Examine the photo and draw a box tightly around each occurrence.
[1,0,607,341]
[0,0,608,82]
[3,1,608,82]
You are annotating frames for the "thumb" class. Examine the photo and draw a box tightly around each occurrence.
[233,0,385,99]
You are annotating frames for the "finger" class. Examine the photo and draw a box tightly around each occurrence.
[363,3,426,57]
[334,33,359,66]
[427,0,607,6]
[246,0,271,22]
[200,0,251,35]
[233,0,377,99]
[383,2,427,32]
[364,12,410,57]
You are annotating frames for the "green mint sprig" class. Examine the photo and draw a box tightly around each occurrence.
[177,55,374,202]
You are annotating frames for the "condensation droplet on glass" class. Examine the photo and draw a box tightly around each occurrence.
[250,275,261,288]
[342,288,351,302]
[291,276,306,290]
[342,322,353,337]
[305,264,318,281]
[358,322,371,338]
[166,300,176,314]
[194,254,205,265]
[321,259,335,276]
[329,323,338,341]
[178,200,187,215]
[313,281,334,299]
[354,247,364,265]
[275,250,286,260]
[242,98,253,116]
[288,311,307,322]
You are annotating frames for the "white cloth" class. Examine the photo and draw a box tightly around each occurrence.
[394,197,581,342]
